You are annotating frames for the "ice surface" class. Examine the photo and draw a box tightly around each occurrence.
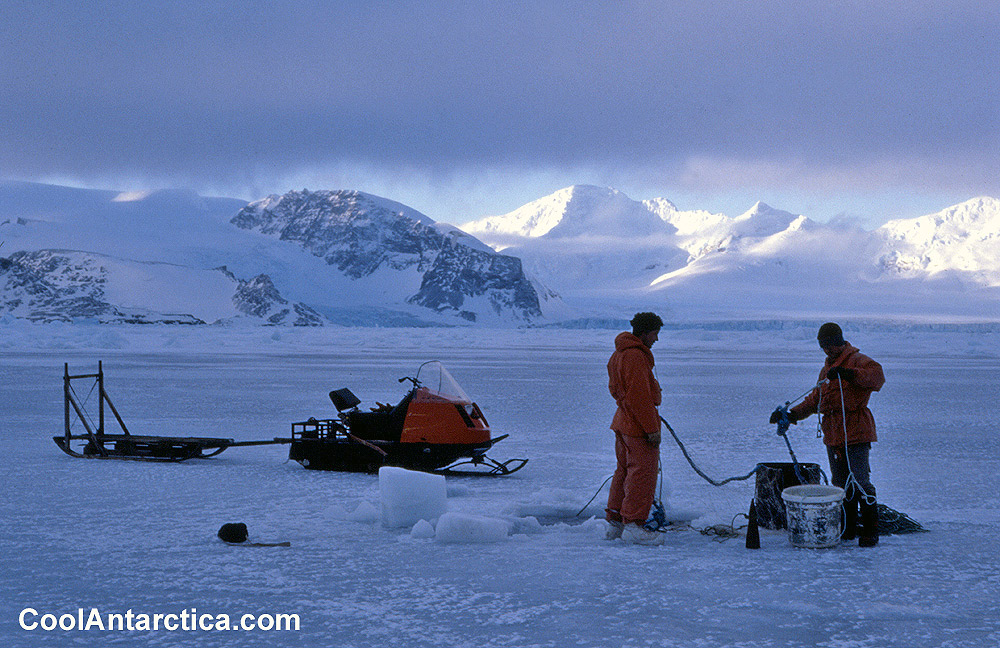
[2,324,999,647]
[379,467,448,529]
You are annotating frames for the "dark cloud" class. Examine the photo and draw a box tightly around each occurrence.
[1,0,998,216]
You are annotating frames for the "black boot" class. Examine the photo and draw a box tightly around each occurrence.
[841,494,858,541]
[858,497,879,547]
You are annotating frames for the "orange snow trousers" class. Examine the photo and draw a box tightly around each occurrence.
[606,431,659,526]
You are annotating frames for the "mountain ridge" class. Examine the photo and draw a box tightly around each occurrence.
[230,189,546,323]
[460,185,1000,321]
[0,183,553,326]
[2,180,998,325]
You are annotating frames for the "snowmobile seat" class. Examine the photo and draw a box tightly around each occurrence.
[330,388,362,412]
[346,391,414,442]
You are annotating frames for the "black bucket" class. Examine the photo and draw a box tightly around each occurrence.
[754,462,822,530]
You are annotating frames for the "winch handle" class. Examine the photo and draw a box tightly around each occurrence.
[772,402,792,436]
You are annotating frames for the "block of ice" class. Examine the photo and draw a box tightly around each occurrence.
[379,467,448,529]
[434,512,509,544]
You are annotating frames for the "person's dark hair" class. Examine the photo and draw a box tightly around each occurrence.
[817,322,845,347]
[631,312,664,335]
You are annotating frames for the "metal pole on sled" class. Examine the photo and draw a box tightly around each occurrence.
[63,363,70,449]
[98,360,104,437]
[63,361,128,456]
[64,362,107,456]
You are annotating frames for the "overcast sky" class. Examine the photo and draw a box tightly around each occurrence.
[2,1,998,227]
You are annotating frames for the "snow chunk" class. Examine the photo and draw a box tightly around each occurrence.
[379,467,448,529]
[434,512,509,544]
[507,516,544,535]
[348,501,379,524]
[410,519,436,539]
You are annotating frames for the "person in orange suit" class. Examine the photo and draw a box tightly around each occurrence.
[781,322,885,547]
[605,312,665,545]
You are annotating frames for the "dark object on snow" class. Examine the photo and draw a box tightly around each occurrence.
[54,363,291,462]
[217,523,291,547]
[745,499,760,549]
[877,503,927,535]
[218,522,249,543]
[288,361,527,476]
[645,499,668,532]
[754,462,823,530]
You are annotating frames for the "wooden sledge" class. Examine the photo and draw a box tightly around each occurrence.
[54,362,289,462]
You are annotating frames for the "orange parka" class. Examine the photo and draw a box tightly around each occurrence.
[608,332,662,438]
[790,344,885,447]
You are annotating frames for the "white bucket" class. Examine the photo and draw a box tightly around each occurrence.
[780,485,845,548]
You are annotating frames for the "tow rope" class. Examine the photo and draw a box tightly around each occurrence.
[577,408,811,520]
[660,415,759,487]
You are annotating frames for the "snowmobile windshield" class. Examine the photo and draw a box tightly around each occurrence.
[415,361,471,404]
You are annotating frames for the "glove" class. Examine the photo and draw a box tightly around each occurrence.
[770,408,800,424]
[827,367,855,381]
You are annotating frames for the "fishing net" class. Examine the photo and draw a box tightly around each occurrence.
[754,462,823,530]
[878,504,927,535]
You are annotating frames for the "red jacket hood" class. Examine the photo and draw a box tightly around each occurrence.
[614,332,655,366]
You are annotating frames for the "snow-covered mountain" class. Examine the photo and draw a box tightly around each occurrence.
[460,187,816,306]
[0,249,322,325]
[464,185,671,240]
[2,180,997,326]
[461,185,1000,322]
[230,190,547,323]
[876,196,1000,285]
[0,182,552,326]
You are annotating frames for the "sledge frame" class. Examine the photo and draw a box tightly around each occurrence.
[55,362,286,462]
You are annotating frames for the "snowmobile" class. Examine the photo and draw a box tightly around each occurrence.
[288,361,528,476]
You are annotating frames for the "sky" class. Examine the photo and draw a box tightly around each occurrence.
[2,0,998,229]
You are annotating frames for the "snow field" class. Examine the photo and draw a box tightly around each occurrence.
[2,324,999,647]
